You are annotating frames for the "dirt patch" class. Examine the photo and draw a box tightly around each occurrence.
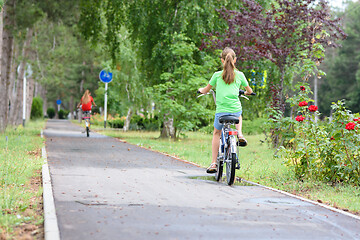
[1,170,44,240]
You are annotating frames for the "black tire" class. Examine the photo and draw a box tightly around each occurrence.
[86,126,89,137]
[226,152,236,185]
[215,152,223,181]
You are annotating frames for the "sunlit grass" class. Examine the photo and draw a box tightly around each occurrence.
[98,129,360,214]
[0,120,45,232]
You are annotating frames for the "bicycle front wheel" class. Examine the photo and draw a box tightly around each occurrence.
[86,126,90,137]
[226,152,236,185]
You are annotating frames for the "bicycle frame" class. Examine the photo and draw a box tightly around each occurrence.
[82,111,91,137]
[198,88,254,185]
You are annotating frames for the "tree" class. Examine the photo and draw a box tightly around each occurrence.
[79,0,243,138]
[319,1,360,115]
[0,0,15,132]
[202,0,346,115]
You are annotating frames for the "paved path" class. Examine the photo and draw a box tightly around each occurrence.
[44,120,360,240]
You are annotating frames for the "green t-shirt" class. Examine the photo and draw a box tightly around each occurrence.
[209,70,249,113]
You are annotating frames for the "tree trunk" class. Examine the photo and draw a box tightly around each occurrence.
[160,115,176,139]
[78,61,85,123]
[69,95,74,120]
[7,40,18,124]
[0,0,15,132]
[8,28,33,125]
[123,107,133,132]
[26,76,34,120]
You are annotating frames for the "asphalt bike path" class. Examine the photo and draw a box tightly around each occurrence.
[43,120,360,240]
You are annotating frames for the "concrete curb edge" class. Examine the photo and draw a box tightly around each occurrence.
[41,130,60,240]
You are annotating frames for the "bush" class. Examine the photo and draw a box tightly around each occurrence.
[47,108,55,119]
[276,83,360,186]
[108,118,124,128]
[58,109,69,119]
[30,97,43,119]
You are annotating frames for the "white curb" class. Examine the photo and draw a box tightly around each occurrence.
[41,130,60,240]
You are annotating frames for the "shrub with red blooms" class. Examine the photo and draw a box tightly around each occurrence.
[308,105,318,112]
[345,122,356,130]
[330,136,335,140]
[300,86,306,91]
[298,101,308,107]
[295,115,305,122]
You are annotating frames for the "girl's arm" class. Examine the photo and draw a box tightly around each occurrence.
[198,84,213,94]
[244,85,253,95]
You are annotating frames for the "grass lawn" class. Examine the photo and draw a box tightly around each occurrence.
[97,128,360,216]
[0,120,45,239]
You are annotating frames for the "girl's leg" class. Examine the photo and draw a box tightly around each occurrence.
[236,115,247,146]
[212,128,222,164]
[235,115,243,138]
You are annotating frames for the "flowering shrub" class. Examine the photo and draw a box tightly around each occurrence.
[345,122,356,130]
[295,115,305,122]
[308,105,318,112]
[298,101,308,107]
[271,83,360,185]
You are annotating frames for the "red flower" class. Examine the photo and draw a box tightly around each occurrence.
[300,86,305,91]
[353,118,358,121]
[330,136,335,140]
[298,101,308,107]
[308,105,318,112]
[345,122,356,130]
[296,115,305,122]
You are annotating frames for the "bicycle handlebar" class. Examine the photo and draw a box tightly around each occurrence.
[239,90,256,96]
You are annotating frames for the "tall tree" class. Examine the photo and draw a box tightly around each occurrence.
[202,0,346,114]
[319,1,360,115]
[79,0,243,138]
[0,0,15,132]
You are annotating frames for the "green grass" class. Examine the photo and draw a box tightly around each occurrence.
[98,129,360,215]
[0,120,45,233]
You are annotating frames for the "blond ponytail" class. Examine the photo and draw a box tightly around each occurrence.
[81,90,90,104]
[221,47,236,84]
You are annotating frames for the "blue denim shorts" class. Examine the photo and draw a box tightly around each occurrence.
[214,111,242,130]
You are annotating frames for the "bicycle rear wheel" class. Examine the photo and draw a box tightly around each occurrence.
[215,152,223,181]
[226,152,236,185]
[86,126,90,137]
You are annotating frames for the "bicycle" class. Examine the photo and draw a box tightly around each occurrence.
[198,89,255,185]
[82,110,91,137]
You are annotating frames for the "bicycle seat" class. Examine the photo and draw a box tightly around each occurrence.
[219,115,239,124]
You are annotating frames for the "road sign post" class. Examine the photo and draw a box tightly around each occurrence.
[99,70,113,128]
[56,99,62,113]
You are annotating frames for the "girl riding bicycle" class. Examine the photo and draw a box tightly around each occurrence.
[77,89,96,112]
[198,47,253,174]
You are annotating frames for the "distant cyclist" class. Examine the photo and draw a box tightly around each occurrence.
[198,47,253,173]
[77,89,96,112]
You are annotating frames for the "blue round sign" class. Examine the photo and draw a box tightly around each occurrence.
[99,70,113,83]
[56,99,62,105]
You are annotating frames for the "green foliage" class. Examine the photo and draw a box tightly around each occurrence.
[149,33,217,137]
[319,1,360,115]
[0,121,44,231]
[30,97,43,119]
[46,108,55,119]
[277,85,360,185]
[58,109,69,119]
[108,118,124,129]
